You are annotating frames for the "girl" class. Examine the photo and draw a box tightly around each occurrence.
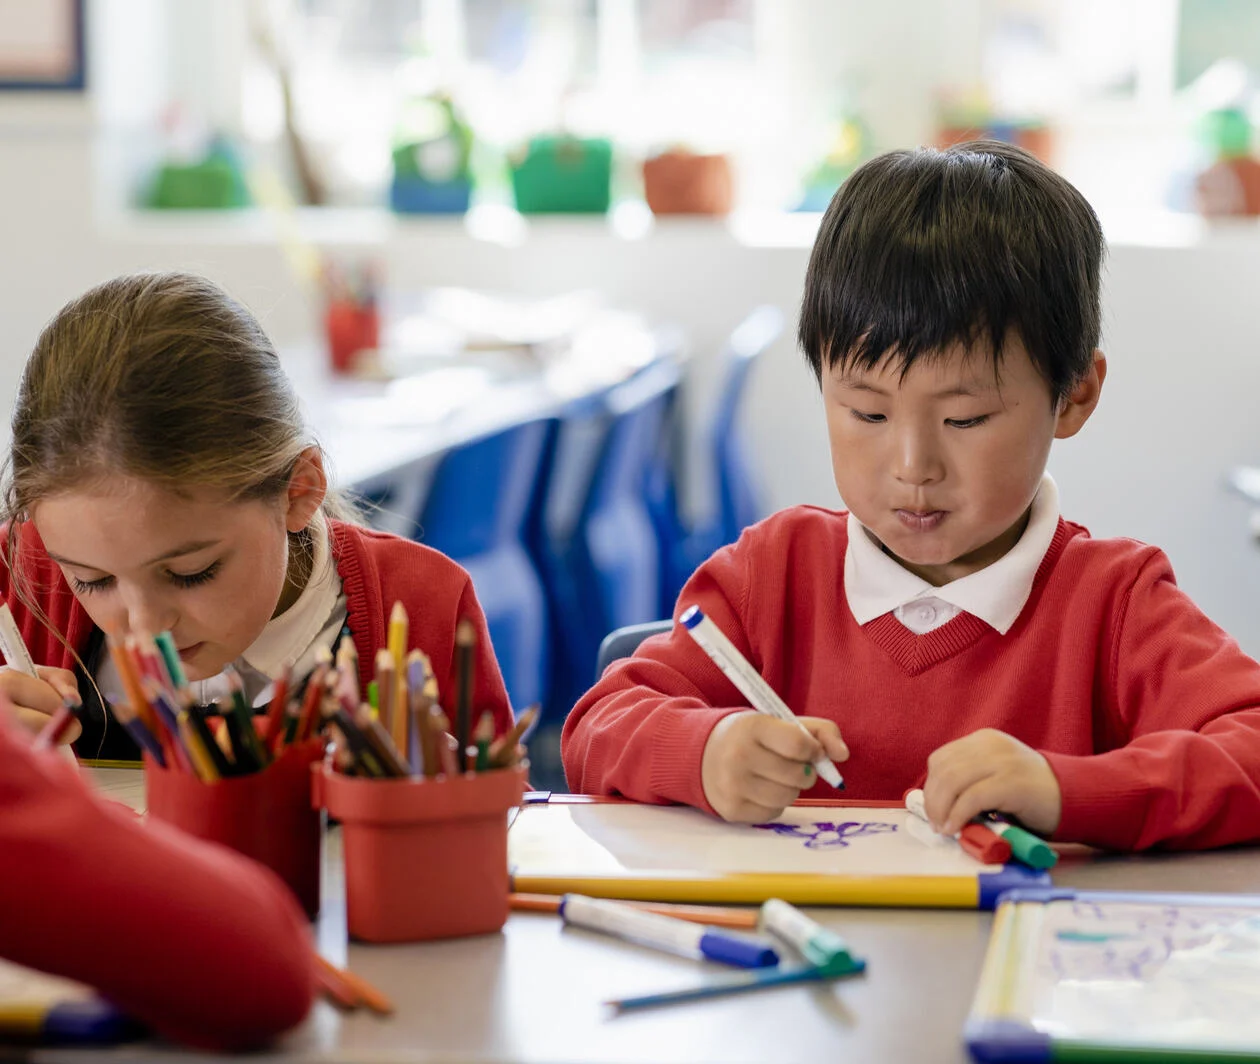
[0,271,514,1043]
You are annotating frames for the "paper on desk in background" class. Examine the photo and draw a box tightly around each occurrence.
[332,366,495,427]
[418,288,602,350]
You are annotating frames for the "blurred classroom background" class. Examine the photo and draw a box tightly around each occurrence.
[5,0,1260,788]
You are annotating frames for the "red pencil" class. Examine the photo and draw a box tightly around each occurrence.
[263,666,291,753]
[33,700,79,750]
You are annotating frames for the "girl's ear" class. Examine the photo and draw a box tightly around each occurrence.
[1054,350,1107,440]
[283,446,328,533]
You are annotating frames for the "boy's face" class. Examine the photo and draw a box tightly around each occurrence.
[822,336,1104,586]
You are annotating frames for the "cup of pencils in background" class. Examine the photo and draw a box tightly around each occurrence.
[133,631,325,918]
[313,604,534,943]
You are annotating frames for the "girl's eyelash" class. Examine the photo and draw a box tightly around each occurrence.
[170,561,221,588]
[69,561,221,595]
[70,575,113,595]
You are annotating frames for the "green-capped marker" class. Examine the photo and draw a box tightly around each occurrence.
[981,817,1057,870]
[759,898,860,970]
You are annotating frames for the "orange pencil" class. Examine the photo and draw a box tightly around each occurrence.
[508,893,760,931]
[108,634,157,733]
[335,964,394,1016]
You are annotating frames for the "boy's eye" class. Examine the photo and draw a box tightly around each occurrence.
[168,561,222,589]
[945,415,991,429]
[70,574,114,595]
[850,409,886,424]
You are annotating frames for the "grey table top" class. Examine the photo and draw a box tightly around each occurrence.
[52,768,1260,1064]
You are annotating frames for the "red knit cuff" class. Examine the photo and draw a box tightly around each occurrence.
[645,706,749,815]
[1041,750,1147,850]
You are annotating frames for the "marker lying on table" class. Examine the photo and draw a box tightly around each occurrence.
[759,898,861,971]
[607,900,865,1013]
[559,894,779,969]
[980,812,1057,870]
[680,606,843,789]
[904,789,1011,865]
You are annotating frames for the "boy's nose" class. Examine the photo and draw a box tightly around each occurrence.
[892,429,945,485]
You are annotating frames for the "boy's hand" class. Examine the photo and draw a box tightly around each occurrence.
[701,711,849,823]
[0,666,82,744]
[922,728,1061,837]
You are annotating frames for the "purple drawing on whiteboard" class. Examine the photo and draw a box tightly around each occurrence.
[754,820,898,850]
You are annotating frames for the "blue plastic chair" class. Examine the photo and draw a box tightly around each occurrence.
[594,619,673,680]
[416,419,554,712]
[531,359,682,718]
[658,306,784,607]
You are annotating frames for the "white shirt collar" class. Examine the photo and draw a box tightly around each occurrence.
[844,474,1060,635]
[241,516,343,679]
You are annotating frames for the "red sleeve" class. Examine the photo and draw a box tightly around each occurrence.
[0,714,314,1050]
[561,539,758,809]
[1045,549,1260,850]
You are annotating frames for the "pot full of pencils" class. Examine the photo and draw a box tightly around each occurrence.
[131,632,325,919]
[312,607,534,944]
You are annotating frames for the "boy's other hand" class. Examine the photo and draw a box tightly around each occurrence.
[922,728,1061,837]
[701,711,849,823]
[0,666,82,744]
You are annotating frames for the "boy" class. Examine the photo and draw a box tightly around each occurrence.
[562,140,1260,852]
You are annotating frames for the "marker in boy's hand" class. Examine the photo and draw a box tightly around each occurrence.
[921,727,1061,838]
[701,711,848,823]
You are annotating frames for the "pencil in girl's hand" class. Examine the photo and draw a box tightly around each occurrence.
[454,618,475,762]
[34,698,80,750]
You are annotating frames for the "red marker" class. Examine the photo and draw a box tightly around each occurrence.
[904,788,1013,865]
[957,822,1012,864]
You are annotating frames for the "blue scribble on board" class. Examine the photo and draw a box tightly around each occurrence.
[753,820,898,850]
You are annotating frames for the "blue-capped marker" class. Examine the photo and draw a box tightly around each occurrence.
[680,605,844,789]
[558,894,779,969]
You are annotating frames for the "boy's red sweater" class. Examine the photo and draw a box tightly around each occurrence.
[563,507,1260,852]
[0,519,513,1047]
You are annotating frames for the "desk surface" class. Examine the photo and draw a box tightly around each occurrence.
[58,768,1260,1064]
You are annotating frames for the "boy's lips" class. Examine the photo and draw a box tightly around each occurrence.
[894,509,947,532]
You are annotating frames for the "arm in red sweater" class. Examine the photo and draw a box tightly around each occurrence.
[0,714,314,1050]
[1046,549,1260,850]
[562,541,757,808]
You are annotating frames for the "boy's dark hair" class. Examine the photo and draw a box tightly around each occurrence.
[798,140,1104,404]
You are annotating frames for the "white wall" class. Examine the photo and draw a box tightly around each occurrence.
[3,94,1260,657]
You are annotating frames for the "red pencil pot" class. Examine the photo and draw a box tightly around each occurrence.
[313,764,527,943]
[145,739,324,919]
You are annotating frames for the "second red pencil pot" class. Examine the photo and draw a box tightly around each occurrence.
[313,764,527,943]
[145,739,324,919]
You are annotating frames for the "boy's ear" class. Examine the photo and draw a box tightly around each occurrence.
[283,446,328,532]
[1054,350,1107,440]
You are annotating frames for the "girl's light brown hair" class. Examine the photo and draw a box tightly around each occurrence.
[3,270,355,524]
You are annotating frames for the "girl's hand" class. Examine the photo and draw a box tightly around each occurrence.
[701,711,848,823]
[921,728,1061,837]
[0,666,82,744]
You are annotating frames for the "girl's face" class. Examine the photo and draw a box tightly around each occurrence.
[31,458,325,681]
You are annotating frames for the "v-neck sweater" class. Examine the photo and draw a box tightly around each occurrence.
[562,505,1260,852]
